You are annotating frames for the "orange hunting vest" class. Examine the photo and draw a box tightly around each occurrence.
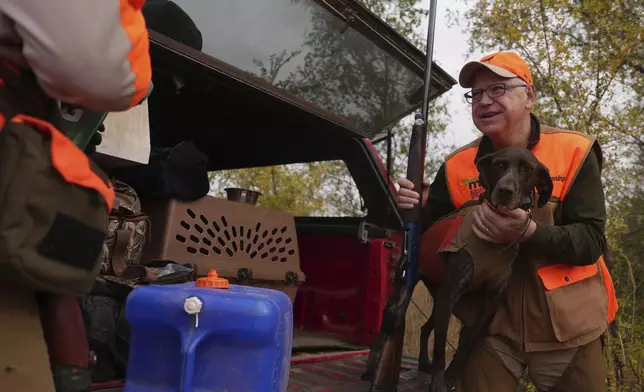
[444,128,618,330]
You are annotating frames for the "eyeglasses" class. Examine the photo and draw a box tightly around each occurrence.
[464,82,528,104]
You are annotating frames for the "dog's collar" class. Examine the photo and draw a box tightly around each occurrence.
[520,195,533,211]
[483,198,500,213]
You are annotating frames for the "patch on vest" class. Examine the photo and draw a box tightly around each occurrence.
[462,177,485,200]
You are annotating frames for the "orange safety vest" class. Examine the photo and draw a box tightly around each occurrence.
[443,129,618,324]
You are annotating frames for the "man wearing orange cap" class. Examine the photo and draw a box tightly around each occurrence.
[398,51,616,391]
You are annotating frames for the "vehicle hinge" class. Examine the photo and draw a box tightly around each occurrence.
[358,221,392,244]
[358,221,371,243]
[340,7,357,34]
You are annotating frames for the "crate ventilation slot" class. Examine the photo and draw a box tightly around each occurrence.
[175,209,296,263]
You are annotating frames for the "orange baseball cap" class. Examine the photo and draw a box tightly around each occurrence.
[458,51,533,88]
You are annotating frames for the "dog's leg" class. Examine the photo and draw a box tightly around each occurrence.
[418,312,434,373]
[443,320,474,389]
[444,271,512,388]
[443,293,502,387]
[418,277,437,373]
[429,250,472,392]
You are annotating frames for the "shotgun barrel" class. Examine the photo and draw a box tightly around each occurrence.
[365,1,440,390]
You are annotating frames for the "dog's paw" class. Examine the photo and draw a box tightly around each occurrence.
[446,378,457,392]
[428,384,449,392]
[418,358,431,374]
[429,372,449,392]
[444,369,457,389]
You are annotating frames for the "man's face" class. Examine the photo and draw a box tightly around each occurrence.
[469,70,535,138]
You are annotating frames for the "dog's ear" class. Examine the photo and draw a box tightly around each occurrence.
[536,163,553,207]
[475,153,494,192]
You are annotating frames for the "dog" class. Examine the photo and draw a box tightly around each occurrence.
[416,146,554,392]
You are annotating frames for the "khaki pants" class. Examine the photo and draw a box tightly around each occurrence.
[456,336,607,392]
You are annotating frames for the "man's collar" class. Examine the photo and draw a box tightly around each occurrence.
[474,113,541,162]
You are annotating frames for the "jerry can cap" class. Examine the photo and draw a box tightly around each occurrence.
[196,269,229,289]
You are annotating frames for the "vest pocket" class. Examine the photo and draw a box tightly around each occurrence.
[537,263,598,290]
[537,263,608,342]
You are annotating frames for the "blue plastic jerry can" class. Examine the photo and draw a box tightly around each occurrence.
[123,270,293,392]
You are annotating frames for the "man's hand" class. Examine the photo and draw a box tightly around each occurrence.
[472,203,536,244]
[396,178,430,210]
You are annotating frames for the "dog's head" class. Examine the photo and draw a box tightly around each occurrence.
[476,146,553,210]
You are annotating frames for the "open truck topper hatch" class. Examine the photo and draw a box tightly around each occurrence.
[143,0,456,141]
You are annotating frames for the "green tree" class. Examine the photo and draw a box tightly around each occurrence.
[211,163,331,216]
[448,0,643,389]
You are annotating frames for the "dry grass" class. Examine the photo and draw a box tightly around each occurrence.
[402,283,462,359]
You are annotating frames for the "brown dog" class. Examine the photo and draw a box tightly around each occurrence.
[417,146,554,392]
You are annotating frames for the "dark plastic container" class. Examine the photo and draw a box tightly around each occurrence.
[123,279,293,392]
[224,187,262,205]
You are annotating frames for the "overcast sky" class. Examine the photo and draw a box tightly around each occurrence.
[418,0,486,150]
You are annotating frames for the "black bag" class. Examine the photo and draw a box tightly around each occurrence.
[79,293,130,382]
[111,141,210,202]
[80,261,196,382]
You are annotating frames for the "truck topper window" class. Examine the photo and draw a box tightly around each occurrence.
[154,0,424,134]
[209,160,366,218]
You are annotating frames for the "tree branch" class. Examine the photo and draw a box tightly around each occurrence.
[624,59,644,76]
[516,43,568,123]
[538,0,554,81]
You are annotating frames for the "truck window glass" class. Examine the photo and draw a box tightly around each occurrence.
[157,0,424,133]
[209,161,366,217]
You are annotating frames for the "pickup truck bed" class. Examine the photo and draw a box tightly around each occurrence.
[91,333,432,392]
[92,352,429,392]
[289,351,430,391]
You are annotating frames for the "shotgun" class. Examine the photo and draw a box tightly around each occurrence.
[363,0,439,390]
